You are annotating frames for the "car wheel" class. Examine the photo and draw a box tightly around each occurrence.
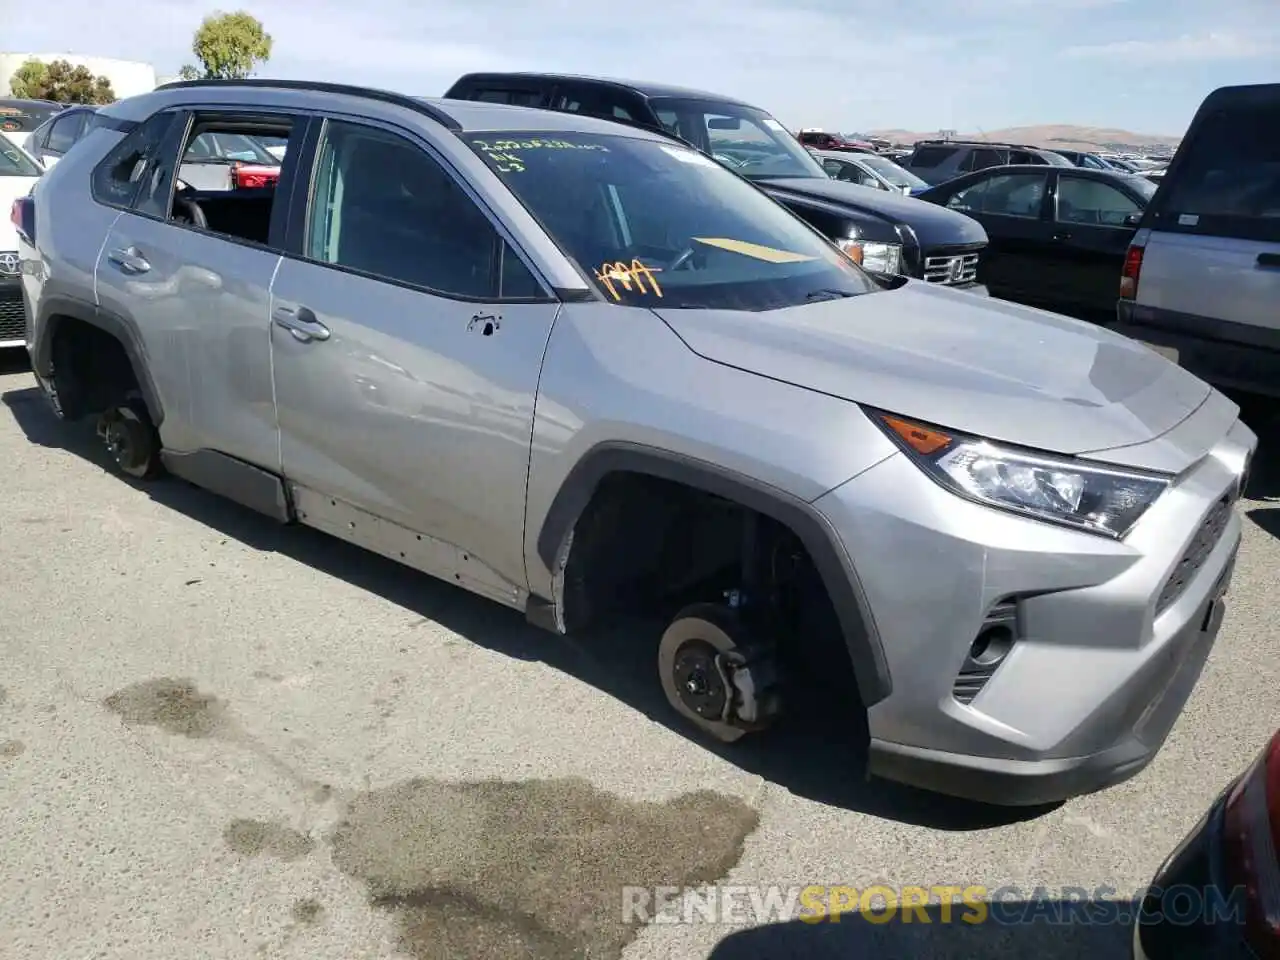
[98,399,162,480]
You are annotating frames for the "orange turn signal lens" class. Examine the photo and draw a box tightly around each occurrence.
[879,414,952,456]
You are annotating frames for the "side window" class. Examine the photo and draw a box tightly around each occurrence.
[821,159,842,178]
[46,112,86,154]
[979,172,1047,217]
[945,179,988,213]
[90,112,178,208]
[1009,150,1039,165]
[909,146,956,168]
[474,88,544,107]
[1160,102,1280,239]
[969,148,1005,171]
[655,109,682,137]
[165,113,296,246]
[555,89,635,123]
[306,120,541,300]
[1056,176,1140,226]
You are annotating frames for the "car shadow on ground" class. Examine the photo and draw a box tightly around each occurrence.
[0,382,1057,831]
[1228,390,1280,536]
[704,897,1138,959]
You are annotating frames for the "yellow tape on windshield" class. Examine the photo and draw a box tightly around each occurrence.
[692,238,817,263]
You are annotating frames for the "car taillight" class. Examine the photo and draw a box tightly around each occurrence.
[1120,243,1144,299]
[1222,730,1280,953]
[10,195,33,244]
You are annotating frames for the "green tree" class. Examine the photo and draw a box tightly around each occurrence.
[8,58,115,104]
[180,10,273,80]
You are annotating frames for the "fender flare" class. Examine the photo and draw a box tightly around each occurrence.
[535,442,892,706]
[33,294,166,428]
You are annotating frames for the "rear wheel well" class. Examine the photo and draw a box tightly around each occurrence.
[557,470,861,706]
[47,315,143,421]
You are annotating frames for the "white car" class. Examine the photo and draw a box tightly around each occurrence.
[0,142,43,348]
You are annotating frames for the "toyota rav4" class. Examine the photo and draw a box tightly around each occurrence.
[13,80,1255,805]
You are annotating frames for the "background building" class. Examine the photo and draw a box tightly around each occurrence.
[0,53,157,99]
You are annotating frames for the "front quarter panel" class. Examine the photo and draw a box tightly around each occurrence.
[523,301,898,598]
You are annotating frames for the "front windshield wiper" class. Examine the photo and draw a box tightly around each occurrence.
[804,288,857,302]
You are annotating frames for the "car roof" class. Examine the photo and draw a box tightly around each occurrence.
[944,163,1145,181]
[450,72,758,108]
[128,79,675,142]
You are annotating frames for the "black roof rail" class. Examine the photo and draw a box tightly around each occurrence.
[153,77,462,131]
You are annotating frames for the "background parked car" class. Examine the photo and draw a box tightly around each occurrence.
[1114,82,1280,399]
[797,129,873,152]
[916,164,1156,319]
[0,98,64,152]
[22,104,98,168]
[1133,727,1279,960]
[815,149,930,196]
[904,139,1074,185]
[1,141,44,349]
[1054,149,1124,171]
[445,73,990,289]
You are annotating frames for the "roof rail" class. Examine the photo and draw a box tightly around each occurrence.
[153,78,462,131]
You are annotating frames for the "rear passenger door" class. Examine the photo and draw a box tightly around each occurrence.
[268,116,559,600]
[1050,173,1143,314]
[95,106,307,466]
[940,170,1051,301]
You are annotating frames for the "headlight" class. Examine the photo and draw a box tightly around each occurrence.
[872,412,1171,538]
[836,238,903,276]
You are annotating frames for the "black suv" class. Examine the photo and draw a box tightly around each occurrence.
[444,73,988,290]
[904,140,1074,186]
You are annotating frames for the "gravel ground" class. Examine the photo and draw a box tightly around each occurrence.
[1,352,1277,960]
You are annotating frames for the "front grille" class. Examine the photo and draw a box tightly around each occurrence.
[1156,496,1232,615]
[0,290,24,343]
[923,251,980,285]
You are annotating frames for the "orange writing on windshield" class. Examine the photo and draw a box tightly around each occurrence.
[594,259,664,300]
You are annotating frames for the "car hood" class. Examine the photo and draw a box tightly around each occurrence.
[757,176,988,249]
[652,281,1213,461]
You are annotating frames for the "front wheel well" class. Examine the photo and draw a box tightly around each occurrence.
[555,469,862,704]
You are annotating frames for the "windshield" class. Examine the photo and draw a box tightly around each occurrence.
[855,154,927,188]
[646,98,827,182]
[186,132,280,165]
[468,130,877,310]
[1123,175,1158,201]
[0,144,41,177]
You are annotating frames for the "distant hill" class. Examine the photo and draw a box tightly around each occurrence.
[867,124,1181,155]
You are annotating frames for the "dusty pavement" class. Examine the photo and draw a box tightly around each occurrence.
[1,351,1278,960]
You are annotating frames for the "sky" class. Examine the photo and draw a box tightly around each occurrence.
[5,0,1277,136]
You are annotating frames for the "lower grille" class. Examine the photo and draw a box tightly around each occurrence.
[0,290,24,343]
[953,599,1017,705]
[1156,496,1232,615]
[923,250,981,285]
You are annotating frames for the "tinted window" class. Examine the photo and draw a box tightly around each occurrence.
[46,112,86,153]
[910,146,955,167]
[648,98,824,180]
[947,172,1046,218]
[1056,176,1141,226]
[965,148,1004,171]
[474,88,543,107]
[554,89,636,123]
[91,112,177,208]
[308,120,540,300]
[1157,101,1280,240]
[467,130,878,311]
[0,100,60,134]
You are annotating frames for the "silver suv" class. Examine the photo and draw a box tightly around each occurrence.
[14,80,1256,806]
[1115,83,1280,398]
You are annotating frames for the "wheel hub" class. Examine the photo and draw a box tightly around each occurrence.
[671,641,729,720]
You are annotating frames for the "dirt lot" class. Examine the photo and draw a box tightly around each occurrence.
[1,353,1277,960]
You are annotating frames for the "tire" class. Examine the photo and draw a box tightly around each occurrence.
[658,603,779,744]
[98,399,162,480]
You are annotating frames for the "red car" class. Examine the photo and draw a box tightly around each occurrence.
[796,129,874,153]
[1135,728,1280,959]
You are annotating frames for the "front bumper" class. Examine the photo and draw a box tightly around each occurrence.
[813,409,1255,806]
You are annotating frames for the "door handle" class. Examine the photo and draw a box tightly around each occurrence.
[107,246,151,274]
[1052,232,1072,242]
[273,305,330,342]
[1257,252,1280,269]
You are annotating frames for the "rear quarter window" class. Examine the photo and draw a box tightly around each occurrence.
[1151,98,1280,243]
